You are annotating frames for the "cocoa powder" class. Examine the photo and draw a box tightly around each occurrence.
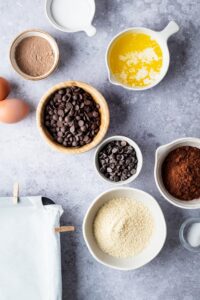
[162,146,200,201]
[15,36,55,77]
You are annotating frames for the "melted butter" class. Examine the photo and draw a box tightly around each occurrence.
[108,32,163,88]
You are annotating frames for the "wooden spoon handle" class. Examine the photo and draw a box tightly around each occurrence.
[13,183,19,204]
[55,226,75,233]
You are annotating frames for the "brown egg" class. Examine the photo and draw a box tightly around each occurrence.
[0,77,11,101]
[0,98,29,123]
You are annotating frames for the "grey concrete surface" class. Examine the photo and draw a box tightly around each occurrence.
[0,0,200,299]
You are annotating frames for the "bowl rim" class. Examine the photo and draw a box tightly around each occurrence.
[105,26,170,91]
[94,135,143,185]
[82,186,167,271]
[9,28,59,81]
[154,137,200,209]
[36,80,110,154]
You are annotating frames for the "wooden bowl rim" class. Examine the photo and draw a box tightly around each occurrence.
[9,29,59,81]
[36,81,110,154]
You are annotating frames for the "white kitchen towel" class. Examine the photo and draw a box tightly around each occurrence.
[0,196,63,300]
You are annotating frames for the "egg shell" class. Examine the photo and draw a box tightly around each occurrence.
[0,98,29,123]
[0,77,11,101]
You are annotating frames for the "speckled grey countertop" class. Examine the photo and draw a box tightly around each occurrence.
[0,0,200,299]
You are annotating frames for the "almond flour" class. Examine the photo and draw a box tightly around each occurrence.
[15,36,55,77]
[93,197,154,258]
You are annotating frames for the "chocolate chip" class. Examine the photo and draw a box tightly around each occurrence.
[58,89,65,95]
[62,95,68,101]
[69,109,75,116]
[57,137,63,143]
[84,99,91,106]
[78,120,84,127]
[112,148,118,154]
[121,141,127,147]
[57,131,63,137]
[131,169,136,175]
[53,115,58,121]
[92,111,99,118]
[65,103,73,111]
[70,125,75,133]
[58,110,64,117]
[57,121,63,127]
[83,135,89,142]
[81,126,86,132]
[64,116,72,123]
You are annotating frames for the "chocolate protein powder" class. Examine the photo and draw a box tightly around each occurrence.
[162,146,200,201]
[15,36,55,77]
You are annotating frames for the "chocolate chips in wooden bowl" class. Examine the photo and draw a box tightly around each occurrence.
[37,81,110,154]
[44,87,100,147]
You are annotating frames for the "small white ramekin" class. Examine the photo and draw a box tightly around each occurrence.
[179,218,200,252]
[106,21,179,91]
[154,137,200,209]
[83,187,167,271]
[94,135,143,185]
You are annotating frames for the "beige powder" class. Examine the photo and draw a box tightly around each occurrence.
[93,197,154,258]
[15,36,55,77]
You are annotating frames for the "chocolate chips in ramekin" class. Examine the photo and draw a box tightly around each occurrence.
[98,140,138,182]
[44,86,101,147]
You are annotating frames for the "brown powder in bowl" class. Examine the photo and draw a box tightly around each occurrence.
[15,36,55,77]
[162,146,200,201]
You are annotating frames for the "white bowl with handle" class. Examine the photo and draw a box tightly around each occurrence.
[154,137,200,209]
[83,187,167,270]
[106,21,179,90]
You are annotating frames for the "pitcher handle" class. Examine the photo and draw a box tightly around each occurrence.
[159,21,179,41]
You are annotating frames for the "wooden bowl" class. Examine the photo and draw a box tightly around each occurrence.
[36,81,110,154]
[9,29,59,81]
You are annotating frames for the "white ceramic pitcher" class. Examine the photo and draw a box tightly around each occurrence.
[46,0,96,37]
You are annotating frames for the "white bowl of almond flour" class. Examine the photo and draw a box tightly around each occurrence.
[83,187,166,270]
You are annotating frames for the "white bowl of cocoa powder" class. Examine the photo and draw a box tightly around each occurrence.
[154,137,200,209]
[9,29,59,80]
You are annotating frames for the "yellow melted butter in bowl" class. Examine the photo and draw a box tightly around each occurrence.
[108,32,163,88]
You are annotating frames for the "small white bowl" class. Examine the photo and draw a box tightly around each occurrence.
[179,218,200,252]
[94,136,143,185]
[106,21,179,91]
[83,187,167,271]
[45,0,96,36]
[154,137,200,209]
